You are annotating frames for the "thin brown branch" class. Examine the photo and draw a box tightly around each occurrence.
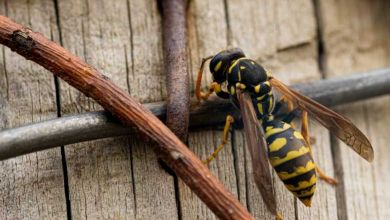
[0,16,254,220]
[161,0,190,141]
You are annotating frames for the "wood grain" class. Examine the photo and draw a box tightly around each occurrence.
[0,10,254,220]
[0,1,67,219]
[0,0,389,219]
[56,1,136,218]
[318,0,390,219]
[55,0,177,219]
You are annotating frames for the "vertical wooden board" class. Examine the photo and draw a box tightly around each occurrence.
[183,0,242,219]
[318,0,390,74]
[365,96,390,219]
[230,130,248,208]
[319,0,390,219]
[57,0,130,113]
[57,0,177,219]
[128,0,165,103]
[187,0,228,93]
[226,0,277,59]
[64,138,135,219]
[56,0,92,114]
[56,1,136,218]
[273,44,320,84]
[0,3,7,103]
[182,0,240,219]
[127,1,178,218]
[275,0,316,50]
[129,139,178,220]
[0,0,67,219]
[226,0,319,84]
[332,102,379,220]
[180,130,238,220]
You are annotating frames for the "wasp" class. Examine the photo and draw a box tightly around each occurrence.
[195,48,374,219]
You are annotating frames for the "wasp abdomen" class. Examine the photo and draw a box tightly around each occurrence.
[264,120,317,207]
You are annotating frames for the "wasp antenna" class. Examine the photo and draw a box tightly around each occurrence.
[202,55,213,62]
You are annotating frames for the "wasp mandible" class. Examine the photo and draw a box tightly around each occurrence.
[195,48,374,219]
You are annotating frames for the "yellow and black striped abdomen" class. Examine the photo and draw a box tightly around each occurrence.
[264,120,317,207]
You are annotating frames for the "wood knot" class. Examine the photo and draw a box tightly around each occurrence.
[12,30,35,52]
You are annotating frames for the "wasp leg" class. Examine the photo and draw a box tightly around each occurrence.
[279,96,296,128]
[301,111,338,185]
[195,56,213,101]
[199,82,220,101]
[316,167,338,185]
[280,96,294,113]
[203,115,234,164]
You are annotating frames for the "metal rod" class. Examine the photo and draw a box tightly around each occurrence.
[1,67,389,160]
[161,0,190,141]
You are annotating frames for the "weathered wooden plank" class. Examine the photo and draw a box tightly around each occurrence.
[181,1,240,219]
[0,0,67,219]
[126,1,177,217]
[56,1,135,218]
[318,0,389,74]
[180,130,239,219]
[1,1,388,220]
[227,0,319,83]
[56,0,177,219]
[365,96,390,219]
[275,0,316,50]
[187,0,228,92]
[334,101,380,220]
[128,0,166,103]
[318,0,390,219]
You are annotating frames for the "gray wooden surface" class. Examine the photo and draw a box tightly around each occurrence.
[0,0,389,219]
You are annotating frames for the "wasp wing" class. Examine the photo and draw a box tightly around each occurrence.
[236,90,277,215]
[269,77,374,162]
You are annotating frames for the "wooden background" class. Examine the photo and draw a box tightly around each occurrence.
[0,0,389,219]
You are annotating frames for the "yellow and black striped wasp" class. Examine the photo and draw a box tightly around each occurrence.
[195,48,374,219]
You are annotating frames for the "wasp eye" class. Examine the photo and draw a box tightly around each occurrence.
[209,56,222,74]
[209,57,226,83]
[209,48,246,83]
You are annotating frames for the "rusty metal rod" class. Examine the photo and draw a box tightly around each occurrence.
[1,67,389,160]
[161,0,190,141]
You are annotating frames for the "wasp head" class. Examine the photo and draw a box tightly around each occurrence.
[209,48,245,83]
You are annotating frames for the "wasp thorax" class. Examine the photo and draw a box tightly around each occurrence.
[209,48,245,83]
